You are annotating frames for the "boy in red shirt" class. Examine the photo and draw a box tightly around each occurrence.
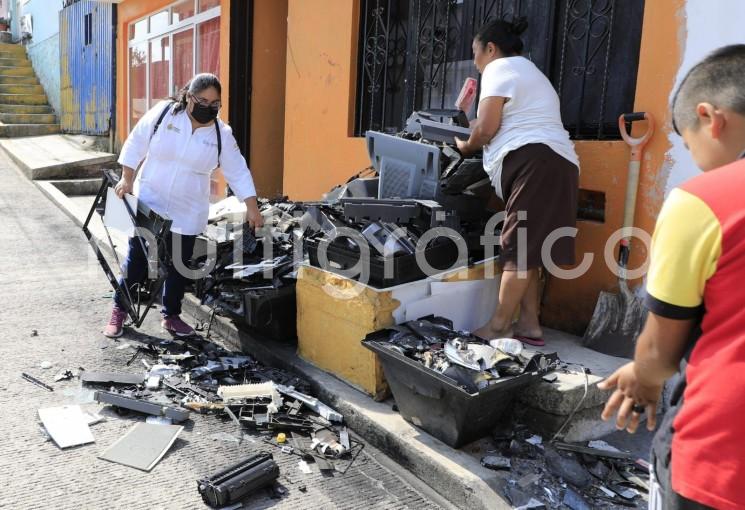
[600,45,745,510]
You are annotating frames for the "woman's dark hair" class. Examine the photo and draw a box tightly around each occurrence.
[475,16,528,56]
[171,73,222,113]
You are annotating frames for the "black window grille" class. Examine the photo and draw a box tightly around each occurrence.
[355,0,645,140]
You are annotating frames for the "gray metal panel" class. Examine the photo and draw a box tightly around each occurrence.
[366,131,441,200]
[60,0,115,135]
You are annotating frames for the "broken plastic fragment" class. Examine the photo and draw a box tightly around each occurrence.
[298,460,312,474]
[489,338,523,357]
[481,455,511,470]
[525,435,543,446]
[276,385,342,423]
[444,340,481,371]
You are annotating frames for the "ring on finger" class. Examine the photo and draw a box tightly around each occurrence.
[632,404,645,414]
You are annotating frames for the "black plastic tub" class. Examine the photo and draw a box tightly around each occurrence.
[363,338,547,448]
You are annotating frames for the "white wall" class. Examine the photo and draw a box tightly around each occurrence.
[665,0,745,193]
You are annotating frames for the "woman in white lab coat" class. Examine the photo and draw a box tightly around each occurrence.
[103,73,263,338]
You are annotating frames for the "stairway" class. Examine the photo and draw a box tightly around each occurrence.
[0,43,59,138]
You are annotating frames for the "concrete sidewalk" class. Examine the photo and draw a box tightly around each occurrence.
[0,133,116,180]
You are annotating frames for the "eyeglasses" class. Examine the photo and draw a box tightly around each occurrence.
[190,93,221,110]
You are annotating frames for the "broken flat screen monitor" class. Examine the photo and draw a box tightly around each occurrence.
[366,131,442,200]
[82,169,173,328]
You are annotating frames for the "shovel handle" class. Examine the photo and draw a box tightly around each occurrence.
[617,113,655,277]
[619,112,655,162]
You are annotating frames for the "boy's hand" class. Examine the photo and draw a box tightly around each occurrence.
[599,362,661,433]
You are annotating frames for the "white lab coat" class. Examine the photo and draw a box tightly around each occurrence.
[118,101,257,235]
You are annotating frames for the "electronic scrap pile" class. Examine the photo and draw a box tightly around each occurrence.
[77,335,361,507]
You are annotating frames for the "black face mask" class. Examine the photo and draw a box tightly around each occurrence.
[191,101,219,124]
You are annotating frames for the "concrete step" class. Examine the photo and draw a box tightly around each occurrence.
[0,93,48,105]
[0,43,27,56]
[44,178,103,196]
[0,112,56,124]
[0,66,34,77]
[0,123,60,137]
[0,104,53,114]
[0,134,117,179]
[0,58,31,68]
[0,75,39,85]
[0,51,25,60]
[0,83,43,95]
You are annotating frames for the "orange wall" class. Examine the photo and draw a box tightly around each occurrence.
[283,0,686,334]
[283,0,370,199]
[249,0,288,198]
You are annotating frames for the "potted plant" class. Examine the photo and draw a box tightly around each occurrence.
[0,18,8,32]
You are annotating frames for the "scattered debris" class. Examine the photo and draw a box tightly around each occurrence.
[197,454,279,508]
[514,498,546,510]
[21,372,54,392]
[94,390,190,423]
[517,473,542,489]
[545,447,593,488]
[81,372,145,386]
[53,369,78,382]
[146,416,174,426]
[525,435,543,447]
[31,329,39,337]
[555,441,636,461]
[40,361,53,370]
[563,487,592,510]
[99,422,183,472]
[297,460,312,474]
[38,405,95,449]
[542,373,559,383]
[276,385,343,423]
[481,455,511,471]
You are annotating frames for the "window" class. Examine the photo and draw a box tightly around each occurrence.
[149,36,171,106]
[84,12,92,45]
[172,0,195,23]
[198,0,220,13]
[127,0,220,131]
[355,0,645,140]
[129,18,147,40]
[129,42,148,127]
[173,28,194,92]
[197,17,220,75]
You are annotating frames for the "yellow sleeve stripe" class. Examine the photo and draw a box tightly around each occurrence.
[646,188,722,310]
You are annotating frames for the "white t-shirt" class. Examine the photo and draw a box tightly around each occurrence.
[118,101,257,235]
[478,56,579,198]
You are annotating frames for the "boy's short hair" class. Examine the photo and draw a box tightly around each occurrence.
[672,44,745,135]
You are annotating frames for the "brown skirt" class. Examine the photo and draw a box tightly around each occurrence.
[499,143,579,271]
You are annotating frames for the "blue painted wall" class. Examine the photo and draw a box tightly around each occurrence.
[21,0,62,42]
[19,0,64,115]
[60,1,115,135]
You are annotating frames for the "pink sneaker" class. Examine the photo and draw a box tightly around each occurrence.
[104,305,127,338]
[162,315,196,337]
